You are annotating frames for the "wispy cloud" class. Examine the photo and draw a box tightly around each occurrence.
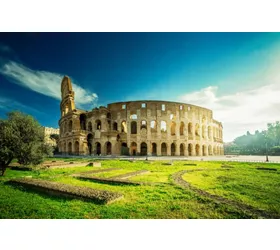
[0,61,98,109]
[0,96,43,115]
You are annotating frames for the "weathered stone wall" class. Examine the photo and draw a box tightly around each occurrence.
[58,77,224,156]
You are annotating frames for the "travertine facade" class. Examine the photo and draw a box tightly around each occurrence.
[43,126,59,146]
[58,76,224,156]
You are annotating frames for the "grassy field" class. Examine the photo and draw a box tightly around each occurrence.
[0,159,279,219]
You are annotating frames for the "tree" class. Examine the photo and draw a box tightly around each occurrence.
[0,111,53,176]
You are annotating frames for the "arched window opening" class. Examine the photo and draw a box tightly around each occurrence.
[130,114,137,119]
[152,143,157,156]
[131,121,137,134]
[140,142,147,156]
[74,141,79,155]
[113,122,118,131]
[106,141,112,155]
[121,142,129,155]
[141,120,147,130]
[80,114,86,130]
[121,121,127,133]
[161,121,167,132]
[195,124,200,136]
[188,144,192,156]
[161,143,167,156]
[87,134,93,155]
[180,144,184,156]
[180,122,184,136]
[171,143,176,156]
[131,142,137,156]
[95,120,101,130]
[171,122,176,136]
[96,142,101,155]
[195,144,200,156]
[88,122,93,132]
[68,120,73,132]
[151,121,157,132]
[203,145,207,156]
[68,142,72,155]
[188,123,193,134]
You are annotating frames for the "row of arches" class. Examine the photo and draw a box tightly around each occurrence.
[61,140,224,156]
[61,118,223,140]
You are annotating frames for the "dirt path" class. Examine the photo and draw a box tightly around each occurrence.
[172,170,280,219]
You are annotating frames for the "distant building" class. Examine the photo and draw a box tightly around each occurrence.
[43,126,59,146]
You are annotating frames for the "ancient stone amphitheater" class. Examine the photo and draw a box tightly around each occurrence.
[58,76,224,156]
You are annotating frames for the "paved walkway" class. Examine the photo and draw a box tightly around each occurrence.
[54,155,280,163]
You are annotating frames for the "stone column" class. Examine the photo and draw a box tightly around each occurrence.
[167,142,171,156]
[157,142,161,156]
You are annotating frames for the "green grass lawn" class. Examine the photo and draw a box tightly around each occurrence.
[0,160,279,219]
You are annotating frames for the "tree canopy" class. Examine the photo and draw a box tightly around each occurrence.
[225,121,280,156]
[0,111,53,176]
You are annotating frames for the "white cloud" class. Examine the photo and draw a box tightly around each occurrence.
[0,61,98,109]
[179,82,280,142]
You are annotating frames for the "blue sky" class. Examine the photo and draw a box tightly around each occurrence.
[1,32,280,142]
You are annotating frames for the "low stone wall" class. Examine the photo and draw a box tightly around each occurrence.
[8,178,123,204]
[72,168,122,176]
[109,170,150,180]
[75,176,143,186]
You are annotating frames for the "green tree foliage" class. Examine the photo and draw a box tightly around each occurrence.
[0,111,53,176]
[225,121,280,155]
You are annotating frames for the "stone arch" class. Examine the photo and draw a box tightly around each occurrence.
[152,143,157,156]
[188,143,193,156]
[195,124,200,136]
[161,121,167,132]
[180,143,185,156]
[121,121,127,133]
[195,144,200,156]
[68,120,73,132]
[87,134,93,155]
[202,144,207,156]
[171,122,176,136]
[64,142,66,154]
[96,142,101,155]
[140,142,147,156]
[130,142,137,156]
[95,120,101,130]
[74,141,79,155]
[105,141,112,155]
[68,142,72,154]
[131,121,137,134]
[121,142,129,155]
[171,143,176,156]
[188,122,193,135]
[161,143,167,156]
[151,120,157,132]
[113,122,118,131]
[88,122,93,132]
[180,122,184,136]
[80,114,86,130]
[141,120,147,130]
[208,145,213,155]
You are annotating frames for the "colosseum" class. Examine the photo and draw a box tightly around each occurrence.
[58,76,224,156]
